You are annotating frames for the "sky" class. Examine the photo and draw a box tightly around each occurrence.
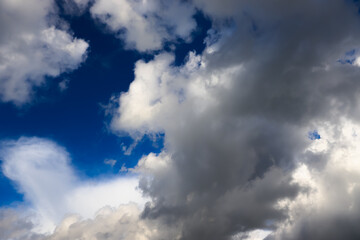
[2,0,360,240]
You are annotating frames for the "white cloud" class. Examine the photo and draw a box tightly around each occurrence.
[90,0,196,51]
[0,0,88,105]
[58,79,70,92]
[110,51,240,137]
[48,203,163,240]
[0,137,145,234]
[232,229,272,240]
[73,0,91,9]
[104,158,117,167]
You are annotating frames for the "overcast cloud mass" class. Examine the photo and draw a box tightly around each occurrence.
[1,0,360,239]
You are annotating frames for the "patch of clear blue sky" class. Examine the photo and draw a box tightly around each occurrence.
[338,48,357,65]
[308,130,321,140]
[0,5,211,205]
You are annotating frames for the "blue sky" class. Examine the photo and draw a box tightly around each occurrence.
[2,1,360,240]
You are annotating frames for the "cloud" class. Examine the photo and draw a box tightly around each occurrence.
[0,208,42,240]
[0,137,145,233]
[47,203,176,240]
[0,0,88,105]
[107,0,360,239]
[232,229,272,240]
[58,79,70,92]
[104,158,117,167]
[0,202,180,240]
[109,50,305,239]
[268,119,360,240]
[89,0,196,51]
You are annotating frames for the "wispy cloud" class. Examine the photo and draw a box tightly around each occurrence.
[0,137,145,233]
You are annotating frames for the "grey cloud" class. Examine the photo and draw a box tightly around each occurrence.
[110,0,360,239]
[267,119,360,240]
[136,112,305,239]
[269,216,360,240]
[0,208,42,240]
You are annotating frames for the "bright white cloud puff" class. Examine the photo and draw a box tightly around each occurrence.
[0,0,88,105]
[90,0,196,51]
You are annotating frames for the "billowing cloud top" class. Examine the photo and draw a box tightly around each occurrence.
[2,0,360,240]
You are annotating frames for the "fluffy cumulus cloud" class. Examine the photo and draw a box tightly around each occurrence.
[0,0,88,105]
[89,0,196,51]
[0,203,180,240]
